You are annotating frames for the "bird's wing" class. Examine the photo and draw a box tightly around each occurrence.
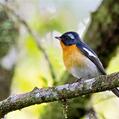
[76,42,119,97]
[76,42,106,75]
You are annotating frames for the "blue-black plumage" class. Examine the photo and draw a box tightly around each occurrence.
[55,31,119,97]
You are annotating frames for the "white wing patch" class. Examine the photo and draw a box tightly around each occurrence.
[67,33,75,39]
[83,47,97,58]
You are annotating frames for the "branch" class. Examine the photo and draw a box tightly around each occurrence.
[0,3,56,81]
[0,72,119,118]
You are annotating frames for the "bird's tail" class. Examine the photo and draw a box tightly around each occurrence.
[111,88,119,97]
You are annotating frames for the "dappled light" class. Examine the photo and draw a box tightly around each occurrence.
[0,0,119,119]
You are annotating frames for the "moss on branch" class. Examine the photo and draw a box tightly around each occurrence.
[0,72,119,118]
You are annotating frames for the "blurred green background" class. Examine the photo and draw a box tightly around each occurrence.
[0,0,119,119]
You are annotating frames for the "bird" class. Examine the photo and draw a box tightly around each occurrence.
[55,31,119,97]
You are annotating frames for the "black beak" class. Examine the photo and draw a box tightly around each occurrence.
[55,36,62,40]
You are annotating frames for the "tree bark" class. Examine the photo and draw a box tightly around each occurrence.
[0,72,119,118]
[0,8,19,100]
[84,0,119,68]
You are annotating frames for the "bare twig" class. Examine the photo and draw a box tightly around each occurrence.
[87,108,98,119]
[0,72,119,118]
[0,3,56,81]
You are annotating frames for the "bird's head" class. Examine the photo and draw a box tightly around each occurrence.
[55,31,81,46]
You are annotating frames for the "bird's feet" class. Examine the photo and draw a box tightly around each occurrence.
[69,78,82,84]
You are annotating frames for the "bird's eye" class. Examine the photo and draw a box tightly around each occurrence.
[61,35,76,46]
[60,32,79,45]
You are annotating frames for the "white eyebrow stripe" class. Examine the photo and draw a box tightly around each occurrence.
[67,34,75,39]
[83,47,97,58]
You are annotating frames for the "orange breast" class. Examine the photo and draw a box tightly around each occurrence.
[60,42,85,70]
